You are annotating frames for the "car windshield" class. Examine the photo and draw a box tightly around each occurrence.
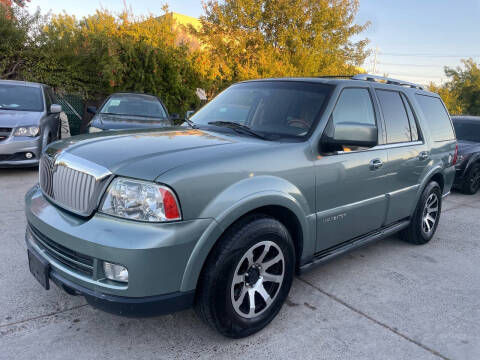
[100,94,167,119]
[0,84,44,112]
[190,81,332,138]
[453,121,480,142]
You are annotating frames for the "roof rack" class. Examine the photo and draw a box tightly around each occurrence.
[352,74,424,90]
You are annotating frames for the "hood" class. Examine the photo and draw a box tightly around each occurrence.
[457,140,480,155]
[0,110,42,127]
[46,127,269,180]
[92,113,171,130]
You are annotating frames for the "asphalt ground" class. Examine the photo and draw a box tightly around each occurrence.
[1,168,479,359]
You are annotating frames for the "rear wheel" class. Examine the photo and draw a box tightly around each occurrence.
[195,215,295,338]
[462,163,480,195]
[401,181,442,245]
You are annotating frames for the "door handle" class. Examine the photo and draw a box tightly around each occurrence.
[418,151,430,161]
[369,158,383,170]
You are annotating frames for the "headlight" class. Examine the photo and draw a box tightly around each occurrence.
[88,126,103,133]
[100,177,182,222]
[14,126,39,137]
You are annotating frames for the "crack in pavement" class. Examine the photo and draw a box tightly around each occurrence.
[0,304,88,331]
[297,277,450,360]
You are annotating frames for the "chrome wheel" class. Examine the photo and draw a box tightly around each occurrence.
[422,193,439,235]
[230,240,285,319]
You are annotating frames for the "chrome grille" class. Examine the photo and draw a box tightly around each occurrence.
[39,152,112,216]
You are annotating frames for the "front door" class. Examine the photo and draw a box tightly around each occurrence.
[315,87,390,252]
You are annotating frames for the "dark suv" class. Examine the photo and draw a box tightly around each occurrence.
[25,74,457,338]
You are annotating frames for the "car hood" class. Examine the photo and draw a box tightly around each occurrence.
[0,110,42,127]
[46,127,268,180]
[92,113,171,130]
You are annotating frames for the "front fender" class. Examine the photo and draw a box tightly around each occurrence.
[180,176,314,291]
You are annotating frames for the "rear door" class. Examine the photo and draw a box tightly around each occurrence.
[315,87,389,251]
[375,89,429,224]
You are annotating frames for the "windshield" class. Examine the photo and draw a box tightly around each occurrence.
[453,121,480,142]
[190,81,332,138]
[0,84,43,112]
[100,94,167,119]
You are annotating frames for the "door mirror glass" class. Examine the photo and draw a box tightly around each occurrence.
[50,104,62,114]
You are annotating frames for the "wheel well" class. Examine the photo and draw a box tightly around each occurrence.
[430,173,444,192]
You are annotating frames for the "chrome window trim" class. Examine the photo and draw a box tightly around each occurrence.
[334,141,424,155]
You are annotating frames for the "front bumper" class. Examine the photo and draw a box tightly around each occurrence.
[0,136,41,167]
[25,185,213,314]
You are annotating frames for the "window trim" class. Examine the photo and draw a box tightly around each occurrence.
[400,92,423,142]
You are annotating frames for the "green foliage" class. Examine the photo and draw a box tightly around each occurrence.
[429,59,480,116]
[195,0,369,94]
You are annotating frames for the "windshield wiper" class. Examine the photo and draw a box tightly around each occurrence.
[184,117,198,129]
[207,121,268,140]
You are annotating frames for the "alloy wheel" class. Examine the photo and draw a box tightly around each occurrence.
[230,240,285,319]
[422,193,439,235]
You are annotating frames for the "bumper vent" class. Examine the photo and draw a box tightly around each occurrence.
[39,152,112,216]
[28,224,94,277]
[0,127,11,141]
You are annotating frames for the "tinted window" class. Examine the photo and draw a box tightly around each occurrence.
[44,88,52,110]
[415,95,455,142]
[401,93,419,141]
[0,84,44,112]
[332,88,375,126]
[100,94,167,119]
[453,121,480,142]
[376,90,412,143]
[191,82,332,138]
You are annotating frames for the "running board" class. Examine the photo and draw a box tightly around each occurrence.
[299,219,410,274]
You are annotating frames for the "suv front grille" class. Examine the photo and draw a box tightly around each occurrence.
[39,153,112,216]
[28,224,94,277]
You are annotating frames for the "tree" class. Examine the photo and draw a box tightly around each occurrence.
[444,59,480,116]
[427,82,462,115]
[0,0,30,8]
[195,0,369,93]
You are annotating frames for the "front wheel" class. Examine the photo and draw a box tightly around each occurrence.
[195,215,295,338]
[401,181,442,245]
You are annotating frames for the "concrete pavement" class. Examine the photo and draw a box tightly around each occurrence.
[1,168,479,359]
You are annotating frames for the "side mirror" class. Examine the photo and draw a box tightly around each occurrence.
[324,122,378,148]
[169,113,180,121]
[185,110,195,119]
[87,106,97,114]
[50,104,62,114]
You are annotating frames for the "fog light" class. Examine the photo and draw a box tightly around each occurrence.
[25,152,33,159]
[103,262,128,283]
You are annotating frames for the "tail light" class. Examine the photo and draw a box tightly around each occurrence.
[452,143,458,165]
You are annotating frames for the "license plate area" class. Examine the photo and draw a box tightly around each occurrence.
[28,249,50,290]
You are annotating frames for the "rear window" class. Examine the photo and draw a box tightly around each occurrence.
[453,121,480,142]
[415,95,455,142]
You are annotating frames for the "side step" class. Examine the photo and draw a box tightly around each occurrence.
[299,219,410,274]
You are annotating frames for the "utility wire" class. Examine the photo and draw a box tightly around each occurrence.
[380,52,480,58]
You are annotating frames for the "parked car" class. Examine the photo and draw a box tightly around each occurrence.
[25,75,457,338]
[87,92,173,132]
[0,80,62,167]
[451,116,480,194]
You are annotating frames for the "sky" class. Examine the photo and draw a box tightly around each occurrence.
[28,0,480,86]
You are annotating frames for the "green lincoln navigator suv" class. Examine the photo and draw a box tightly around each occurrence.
[25,75,457,338]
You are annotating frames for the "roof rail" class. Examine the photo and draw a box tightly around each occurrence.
[352,74,424,90]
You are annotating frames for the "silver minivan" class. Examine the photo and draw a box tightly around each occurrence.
[0,80,62,167]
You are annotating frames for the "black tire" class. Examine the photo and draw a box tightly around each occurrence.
[401,181,442,245]
[194,214,295,338]
[461,163,480,195]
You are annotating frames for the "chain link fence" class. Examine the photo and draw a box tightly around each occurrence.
[55,94,84,136]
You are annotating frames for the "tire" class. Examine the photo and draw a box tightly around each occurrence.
[401,181,442,245]
[461,163,480,195]
[194,215,295,338]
